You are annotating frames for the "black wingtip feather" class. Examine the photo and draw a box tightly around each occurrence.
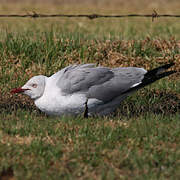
[142,70,176,86]
[145,62,175,77]
[122,63,176,95]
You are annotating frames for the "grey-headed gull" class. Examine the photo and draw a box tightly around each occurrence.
[11,63,176,117]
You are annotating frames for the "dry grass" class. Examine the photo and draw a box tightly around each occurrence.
[0,1,179,179]
[1,0,180,13]
[0,38,179,116]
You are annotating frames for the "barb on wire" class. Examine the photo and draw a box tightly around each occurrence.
[0,11,180,19]
[152,10,158,21]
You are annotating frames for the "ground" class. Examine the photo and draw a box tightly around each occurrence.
[0,1,180,179]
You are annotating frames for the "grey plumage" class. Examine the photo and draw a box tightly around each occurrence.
[11,63,176,117]
[56,64,147,102]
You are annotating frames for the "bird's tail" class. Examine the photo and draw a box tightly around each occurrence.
[123,63,176,94]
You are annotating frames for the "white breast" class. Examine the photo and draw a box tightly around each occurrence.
[34,78,110,116]
[35,88,88,116]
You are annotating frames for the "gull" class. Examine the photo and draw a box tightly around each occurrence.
[11,63,176,117]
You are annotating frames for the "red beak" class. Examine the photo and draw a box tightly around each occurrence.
[11,88,30,94]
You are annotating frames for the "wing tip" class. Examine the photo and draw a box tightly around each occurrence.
[146,62,175,77]
[121,63,176,95]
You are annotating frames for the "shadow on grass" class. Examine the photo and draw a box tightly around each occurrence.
[0,94,43,116]
[0,90,179,117]
[118,90,180,117]
[0,167,14,180]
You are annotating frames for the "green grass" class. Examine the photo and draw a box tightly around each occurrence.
[0,4,180,179]
[0,112,179,179]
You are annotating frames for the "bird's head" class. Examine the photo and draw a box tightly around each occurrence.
[11,75,47,100]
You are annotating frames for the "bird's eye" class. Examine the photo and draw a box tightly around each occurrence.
[32,83,37,88]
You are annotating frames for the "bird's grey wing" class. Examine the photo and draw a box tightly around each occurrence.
[87,67,147,102]
[56,64,114,95]
[56,64,147,102]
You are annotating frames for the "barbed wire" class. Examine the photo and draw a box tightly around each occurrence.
[0,10,180,21]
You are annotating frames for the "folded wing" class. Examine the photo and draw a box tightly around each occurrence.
[55,64,147,102]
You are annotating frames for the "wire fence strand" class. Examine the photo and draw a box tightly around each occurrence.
[0,11,180,21]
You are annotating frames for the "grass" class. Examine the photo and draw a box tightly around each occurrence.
[0,1,180,179]
[0,112,180,179]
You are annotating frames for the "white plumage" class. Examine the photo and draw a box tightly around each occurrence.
[11,63,175,117]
